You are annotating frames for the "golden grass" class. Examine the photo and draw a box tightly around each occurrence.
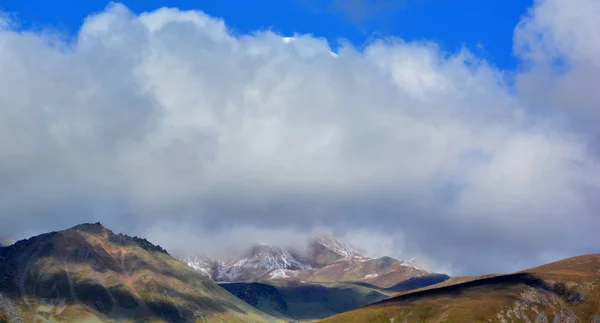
[320,254,600,323]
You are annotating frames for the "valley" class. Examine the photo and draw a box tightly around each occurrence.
[1,224,599,323]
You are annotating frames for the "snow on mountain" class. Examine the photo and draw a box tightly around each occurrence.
[235,245,312,270]
[314,236,362,258]
[215,245,312,281]
[181,236,440,288]
[180,254,221,278]
[307,235,366,267]
[268,268,300,279]
[399,258,423,270]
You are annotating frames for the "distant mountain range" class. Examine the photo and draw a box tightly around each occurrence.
[177,234,452,321]
[181,235,444,289]
[2,223,598,322]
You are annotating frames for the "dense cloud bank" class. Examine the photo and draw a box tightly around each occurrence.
[0,0,598,275]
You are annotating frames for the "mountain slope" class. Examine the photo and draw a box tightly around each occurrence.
[0,223,281,323]
[216,245,312,282]
[307,236,362,268]
[301,256,440,288]
[180,254,222,279]
[183,236,448,290]
[220,281,388,321]
[320,254,600,323]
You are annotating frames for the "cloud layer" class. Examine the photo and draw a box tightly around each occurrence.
[0,0,598,275]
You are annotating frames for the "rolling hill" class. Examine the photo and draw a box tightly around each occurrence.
[0,223,281,323]
[320,254,600,323]
[219,280,389,321]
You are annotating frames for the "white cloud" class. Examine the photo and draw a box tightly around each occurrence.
[0,1,598,275]
[515,0,600,129]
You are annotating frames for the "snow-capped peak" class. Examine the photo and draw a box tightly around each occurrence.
[180,254,220,278]
[314,236,362,258]
[232,245,311,270]
[214,244,312,281]
[399,258,424,270]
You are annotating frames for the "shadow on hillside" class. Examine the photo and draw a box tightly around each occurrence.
[221,281,389,321]
[351,274,450,293]
[0,232,249,323]
[372,272,551,306]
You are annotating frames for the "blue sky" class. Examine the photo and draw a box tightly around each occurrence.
[1,0,532,69]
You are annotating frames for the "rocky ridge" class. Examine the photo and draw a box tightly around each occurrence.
[183,235,446,288]
[0,223,281,323]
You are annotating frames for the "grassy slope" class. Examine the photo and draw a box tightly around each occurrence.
[0,223,281,323]
[350,274,451,297]
[220,281,389,322]
[320,254,600,323]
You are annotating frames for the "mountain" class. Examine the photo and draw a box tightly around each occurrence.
[179,254,222,279]
[307,236,363,267]
[184,236,448,290]
[297,255,441,288]
[220,281,388,322]
[0,223,281,323]
[216,245,312,282]
[320,254,600,323]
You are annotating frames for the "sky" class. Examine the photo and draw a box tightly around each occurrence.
[0,0,599,276]
[1,0,532,69]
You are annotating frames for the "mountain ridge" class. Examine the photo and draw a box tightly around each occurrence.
[182,235,448,289]
[320,254,600,323]
[0,223,281,323]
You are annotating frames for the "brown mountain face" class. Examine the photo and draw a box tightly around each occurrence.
[306,238,357,268]
[258,255,443,288]
[320,254,600,323]
[183,235,449,290]
[256,237,449,289]
[0,223,280,323]
[303,256,434,288]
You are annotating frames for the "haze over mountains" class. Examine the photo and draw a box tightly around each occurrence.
[180,235,445,288]
[1,223,599,323]
[1,0,600,320]
[1,0,599,279]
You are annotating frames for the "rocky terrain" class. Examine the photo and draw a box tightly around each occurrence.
[179,236,449,321]
[183,236,449,289]
[0,223,281,323]
[320,254,600,323]
[2,223,599,323]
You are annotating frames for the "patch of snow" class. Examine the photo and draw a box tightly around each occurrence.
[269,269,299,279]
[181,254,220,278]
[216,245,312,281]
[364,273,378,279]
[316,236,362,258]
[399,258,425,271]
